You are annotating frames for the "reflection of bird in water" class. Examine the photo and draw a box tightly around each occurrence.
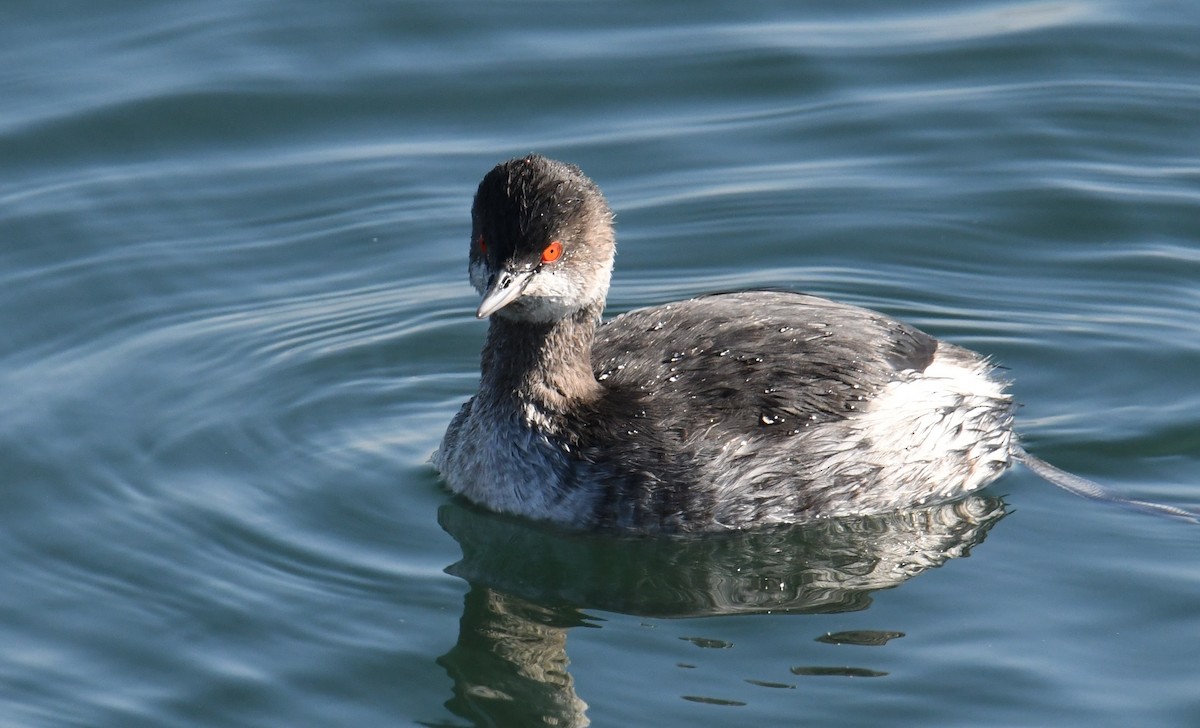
[440,495,1006,616]
[438,588,591,727]
[435,496,1006,726]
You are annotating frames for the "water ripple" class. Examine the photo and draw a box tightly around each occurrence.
[1,0,1199,725]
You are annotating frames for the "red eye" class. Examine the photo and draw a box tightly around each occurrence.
[477,235,487,254]
[541,241,563,263]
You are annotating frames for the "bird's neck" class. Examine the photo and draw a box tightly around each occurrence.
[479,304,604,419]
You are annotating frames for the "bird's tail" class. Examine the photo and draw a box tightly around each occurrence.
[1013,446,1198,524]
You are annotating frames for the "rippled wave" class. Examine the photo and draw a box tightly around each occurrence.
[1,0,1198,725]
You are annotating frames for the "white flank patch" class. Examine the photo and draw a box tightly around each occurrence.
[851,346,1013,498]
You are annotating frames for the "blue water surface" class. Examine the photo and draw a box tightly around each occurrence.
[2,1,1198,726]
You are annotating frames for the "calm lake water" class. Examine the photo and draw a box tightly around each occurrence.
[2,1,1199,726]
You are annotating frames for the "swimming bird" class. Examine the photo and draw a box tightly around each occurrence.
[434,154,1192,532]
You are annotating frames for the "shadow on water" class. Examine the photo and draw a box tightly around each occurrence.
[431,495,1007,727]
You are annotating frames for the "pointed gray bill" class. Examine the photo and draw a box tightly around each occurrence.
[476,267,535,319]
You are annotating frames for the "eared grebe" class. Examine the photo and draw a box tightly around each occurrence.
[434,154,1193,532]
